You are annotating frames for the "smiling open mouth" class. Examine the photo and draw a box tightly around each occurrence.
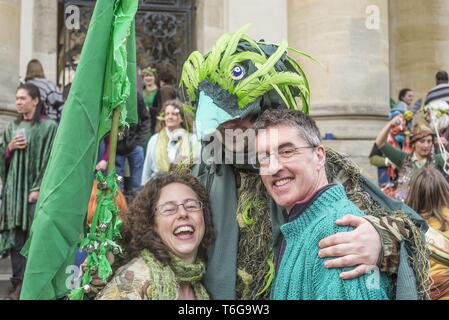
[173,225,195,239]
[274,178,293,187]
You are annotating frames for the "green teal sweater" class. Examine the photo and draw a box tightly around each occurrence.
[271,184,392,300]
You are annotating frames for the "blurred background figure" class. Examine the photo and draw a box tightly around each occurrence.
[406,167,449,300]
[370,108,414,195]
[141,99,200,184]
[153,63,178,133]
[141,66,158,136]
[395,88,414,113]
[375,114,446,201]
[25,59,64,124]
[0,83,57,299]
[425,71,449,106]
[116,92,151,199]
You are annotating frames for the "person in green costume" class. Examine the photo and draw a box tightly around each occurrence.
[142,66,158,137]
[180,25,429,300]
[0,83,57,299]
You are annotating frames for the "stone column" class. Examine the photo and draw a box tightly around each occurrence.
[19,0,34,81]
[0,0,58,133]
[195,0,228,52]
[389,0,449,104]
[31,0,58,83]
[0,0,21,120]
[227,0,287,44]
[288,0,390,182]
[18,0,58,83]
[196,0,287,52]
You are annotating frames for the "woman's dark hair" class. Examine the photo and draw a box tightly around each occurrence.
[398,88,412,102]
[405,167,449,231]
[120,172,214,265]
[15,83,43,125]
[156,63,177,86]
[25,59,45,80]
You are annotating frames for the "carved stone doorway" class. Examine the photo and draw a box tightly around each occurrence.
[57,0,196,87]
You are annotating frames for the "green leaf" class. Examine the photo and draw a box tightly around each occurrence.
[272,84,295,110]
[98,254,113,282]
[68,287,84,300]
[235,40,288,93]
[256,257,275,298]
[82,270,92,286]
[226,51,267,76]
[205,33,232,76]
[237,71,307,108]
[181,51,205,101]
[219,23,251,71]
[287,47,322,66]
[241,35,266,56]
[286,57,311,109]
[241,203,255,226]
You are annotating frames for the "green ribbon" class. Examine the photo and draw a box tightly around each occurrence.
[70,170,122,299]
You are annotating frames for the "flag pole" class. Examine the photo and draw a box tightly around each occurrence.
[68,107,123,300]
[107,107,121,174]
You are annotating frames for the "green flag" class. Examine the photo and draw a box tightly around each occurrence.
[20,0,138,300]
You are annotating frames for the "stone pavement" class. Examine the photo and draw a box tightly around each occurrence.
[0,257,12,299]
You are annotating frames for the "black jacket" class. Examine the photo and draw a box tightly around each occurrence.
[117,92,151,155]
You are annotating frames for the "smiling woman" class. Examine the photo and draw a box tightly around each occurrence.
[141,99,201,183]
[96,172,214,300]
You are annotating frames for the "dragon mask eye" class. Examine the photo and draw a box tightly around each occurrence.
[231,65,245,80]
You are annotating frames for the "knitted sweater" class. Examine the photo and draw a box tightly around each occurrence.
[271,184,392,300]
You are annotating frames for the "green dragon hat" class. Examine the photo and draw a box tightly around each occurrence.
[180,24,315,139]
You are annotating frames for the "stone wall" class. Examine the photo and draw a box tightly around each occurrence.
[0,0,58,134]
[195,0,227,53]
[0,0,21,122]
[32,0,58,83]
[389,0,449,104]
[287,0,391,182]
[196,0,287,52]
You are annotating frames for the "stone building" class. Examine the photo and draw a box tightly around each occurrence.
[1,0,448,181]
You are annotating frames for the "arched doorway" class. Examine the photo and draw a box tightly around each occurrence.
[57,0,196,87]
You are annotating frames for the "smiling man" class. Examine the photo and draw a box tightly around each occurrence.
[254,108,392,300]
[182,26,428,300]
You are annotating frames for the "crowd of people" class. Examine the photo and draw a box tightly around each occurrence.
[0,59,199,299]
[0,34,448,301]
[370,70,449,299]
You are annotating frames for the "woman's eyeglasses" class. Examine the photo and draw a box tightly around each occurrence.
[156,199,203,216]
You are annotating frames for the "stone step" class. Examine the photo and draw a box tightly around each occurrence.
[0,257,11,281]
[0,258,14,299]
[0,280,10,299]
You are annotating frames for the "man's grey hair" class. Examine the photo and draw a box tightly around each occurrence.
[253,108,322,147]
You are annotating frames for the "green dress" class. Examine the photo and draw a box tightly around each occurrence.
[143,88,157,108]
[0,118,57,254]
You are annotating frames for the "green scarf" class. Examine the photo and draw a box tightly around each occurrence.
[155,128,193,172]
[140,249,209,300]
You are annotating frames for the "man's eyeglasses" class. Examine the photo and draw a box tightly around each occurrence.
[256,146,316,168]
[155,199,203,216]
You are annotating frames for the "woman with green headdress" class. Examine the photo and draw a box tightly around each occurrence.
[142,66,158,135]
[96,172,213,300]
[141,99,200,184]
[142,67,158,106]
